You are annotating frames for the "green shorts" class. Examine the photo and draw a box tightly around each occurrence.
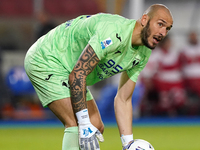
[24,41,94,107]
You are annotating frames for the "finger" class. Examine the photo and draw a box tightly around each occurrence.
[84,139,89,150]
[80,138,85,149]
[90,135,99,150]
[80,142,85,150]
[89,140,94,150]
[95,130,104,142]
[93,136,100,149]
[93,140,100,150]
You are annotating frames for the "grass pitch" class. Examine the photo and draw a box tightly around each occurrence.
[0,125,199,150]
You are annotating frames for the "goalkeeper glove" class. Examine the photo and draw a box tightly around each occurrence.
[76,109,104,150]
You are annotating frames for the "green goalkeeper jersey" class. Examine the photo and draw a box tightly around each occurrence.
[37,13,151,85]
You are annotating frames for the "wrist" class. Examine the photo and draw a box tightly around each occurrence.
[76,109,90,124]
[121,134,133,146]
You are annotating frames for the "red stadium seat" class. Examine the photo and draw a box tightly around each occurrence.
[0,0,33,17]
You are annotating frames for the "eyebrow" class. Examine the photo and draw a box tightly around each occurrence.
[160,19,167,24]
[159,19,173,30]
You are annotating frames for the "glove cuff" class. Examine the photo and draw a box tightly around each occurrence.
[76,109,90,124]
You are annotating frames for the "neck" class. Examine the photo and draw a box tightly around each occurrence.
[131,20,144,47]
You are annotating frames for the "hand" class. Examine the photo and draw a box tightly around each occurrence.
[122,140,134,150]
[78,123,104,150]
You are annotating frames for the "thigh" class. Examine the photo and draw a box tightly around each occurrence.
[25,43,71,107]
[25,42,94,107]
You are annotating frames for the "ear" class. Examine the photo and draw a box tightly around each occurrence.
[141,14,149,27]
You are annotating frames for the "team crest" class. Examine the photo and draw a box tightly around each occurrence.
[101,37,113,49]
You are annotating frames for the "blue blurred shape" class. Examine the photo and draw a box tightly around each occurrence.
[97,83,144,120]
[97,85,117,119]
[6,66,35,95]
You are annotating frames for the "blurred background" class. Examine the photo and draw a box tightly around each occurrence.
[1,0,200,122]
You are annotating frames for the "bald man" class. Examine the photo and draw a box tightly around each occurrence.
[24,4,173,150]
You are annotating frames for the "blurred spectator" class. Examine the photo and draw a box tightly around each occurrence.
[140,35,187,117]
[180,31,200,115]
[35,11,57,39]
[1,98,45,120]
[95,0,126,14]
[114,0,126,14]
[0,47,12,119]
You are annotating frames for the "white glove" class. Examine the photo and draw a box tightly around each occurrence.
[76,109,104,150]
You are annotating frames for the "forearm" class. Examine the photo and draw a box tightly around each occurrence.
[114,97,133,136]
[69,44,99,114]
[69,72,87,113]
[68,45,103,149]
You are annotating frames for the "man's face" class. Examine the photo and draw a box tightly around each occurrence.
[141,9,173,49]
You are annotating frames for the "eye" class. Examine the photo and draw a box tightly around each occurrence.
[158,23,163,27]
[166,27,171,31]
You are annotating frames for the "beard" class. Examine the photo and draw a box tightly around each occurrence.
[141,20,156,49]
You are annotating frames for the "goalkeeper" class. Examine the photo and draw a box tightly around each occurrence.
[24,4,173,150]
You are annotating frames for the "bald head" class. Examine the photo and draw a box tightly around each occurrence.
[143,4,173,20]
[136,4,173,49]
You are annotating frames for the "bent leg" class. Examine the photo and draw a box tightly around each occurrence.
[48,98,79,150]
[48,98,104,130]
[48,97,77,128]
[48,98,104,150]
[62,126,79,150]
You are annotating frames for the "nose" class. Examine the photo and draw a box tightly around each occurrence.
[160,28,167,37]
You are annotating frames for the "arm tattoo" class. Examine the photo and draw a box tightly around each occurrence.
[69,44,99,113]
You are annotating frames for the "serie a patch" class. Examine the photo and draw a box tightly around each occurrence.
[101,37,113,49]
